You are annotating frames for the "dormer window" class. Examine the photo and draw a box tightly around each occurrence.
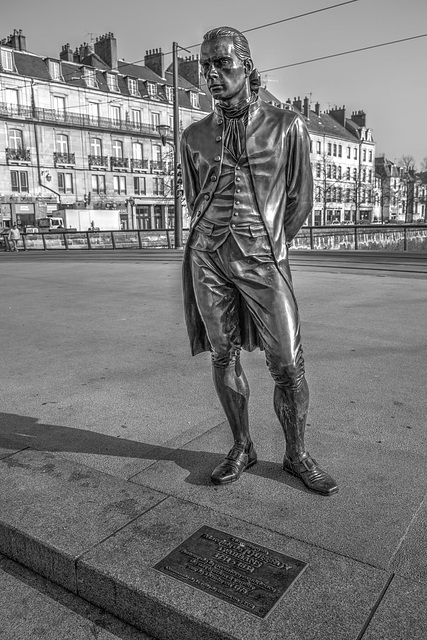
[107,73,120,92]
[165,86,173,102]
[1,48,14,71]
[49,60,62,81]
[127,77,139,97]
[189,91,199,108]
[147,82,157,97]
[84,68,97,88]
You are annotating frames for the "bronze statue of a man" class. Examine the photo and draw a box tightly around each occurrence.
[181,26,338,495]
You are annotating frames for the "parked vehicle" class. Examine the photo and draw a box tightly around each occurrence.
[37,210,121,233]
[23,226,39,234]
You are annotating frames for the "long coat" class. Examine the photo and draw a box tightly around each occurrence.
[181,98,313,356]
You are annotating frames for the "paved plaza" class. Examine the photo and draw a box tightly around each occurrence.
[1,252,426,639]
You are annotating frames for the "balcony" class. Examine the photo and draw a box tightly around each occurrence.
[53,152,76,166]
[0,102,161,137]
[5,148,31,164]
[131,158,149,172]
[110,157,129,170]
[88,155,109,169]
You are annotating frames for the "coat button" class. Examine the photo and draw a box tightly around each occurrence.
[204,194,210,200]
[214,155,221,162]
[231,223,236,228]
[210,175,217,181]
[216,135,222,142]
[218,119,223,125]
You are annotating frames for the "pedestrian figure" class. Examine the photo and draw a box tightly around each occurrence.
[8,224,21,251]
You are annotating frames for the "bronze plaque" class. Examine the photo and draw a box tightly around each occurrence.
[154,525,307,618]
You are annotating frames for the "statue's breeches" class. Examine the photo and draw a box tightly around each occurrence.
[189,238,305,390]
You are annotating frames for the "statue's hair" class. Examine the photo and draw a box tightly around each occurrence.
[202,26,251,61]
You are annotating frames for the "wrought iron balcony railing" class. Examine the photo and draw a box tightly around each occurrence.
[0,102,161,136]
[53,152,76,165]
[5,148,31,162]
[110,157,129,169]
[88,155,109,168]
[131,158,149,171]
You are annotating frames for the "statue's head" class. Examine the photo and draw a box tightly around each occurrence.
[200,26,257,104]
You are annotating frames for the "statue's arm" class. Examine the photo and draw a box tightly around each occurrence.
[180,133,200,216]
[283,116,313,243]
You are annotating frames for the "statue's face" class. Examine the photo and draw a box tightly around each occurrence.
[200,37,252,104]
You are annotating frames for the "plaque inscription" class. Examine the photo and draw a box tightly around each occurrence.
[153,525,307,618]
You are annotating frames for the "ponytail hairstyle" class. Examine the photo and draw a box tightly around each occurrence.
[202,26,260,96]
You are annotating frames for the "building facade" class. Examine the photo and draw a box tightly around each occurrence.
[0,30,211,231]
[374,156,427,223]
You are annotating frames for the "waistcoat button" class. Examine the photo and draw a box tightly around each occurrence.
[216,135,222,142]
[214,155,221,162]
[204,194,210,200]
[210,175,217,181]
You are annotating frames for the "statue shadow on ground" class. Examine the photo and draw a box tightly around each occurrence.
[0,412,310,493]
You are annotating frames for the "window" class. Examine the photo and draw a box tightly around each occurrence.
[165,86,173,102]
[316,140,321,154]
[362,169,366,182]
[315,186,321,200]
[134,176,146,195]
[152,144,162,166]
[107,73,119,92]
[84,68,97,88]
[345,189,351,203]
[368,170,372,183]
[190,91,199,108]
[369,150,373,162]
[153,177,164,195]
[8,129,23,150]
[88,102,100,122]
[309,139,313,153]
[92,174,106,194]
[128,78,139,96]
[337,187,342,202]
[354,148,358,160]
[56,134,69,154]
[90,138,102,156]
[363,149,366,162]
[53,95,66,116]
[316,164,321,178]
[327,143,332,156]
[113,175,126,194]
[346,167,350,180]
[347,147,351,159]
[338,166,342,179]
[353,168,357,180]
[49,60,61,80]
[333,144,337,156]
[154,205,162,229]
[332,165,337,179]
[147,82,157,97]
[111,105,121,126]
[338,145,342,158]
[136,205,151,229]
[151,112,160,129]
[58,172,73,193]
[326,165,331,178]
[131,109,141,127]
[112,140,123,158]
[11,170,28,192]
[1,48,14,71]
[132,142,143,160]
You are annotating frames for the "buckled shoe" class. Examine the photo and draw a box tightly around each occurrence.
[211,442,257,485]
[283,452,338,495]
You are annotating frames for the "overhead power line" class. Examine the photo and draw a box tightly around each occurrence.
[260,33,427,73]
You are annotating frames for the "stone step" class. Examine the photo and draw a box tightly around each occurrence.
[0,448,393,640]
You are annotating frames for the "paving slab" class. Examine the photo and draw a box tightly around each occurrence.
[0,555,153,640]
[363,574,427,640]
[389,496,427,584]
[130,418,427,571]
[0,449,166,592]
[77,496,388,640]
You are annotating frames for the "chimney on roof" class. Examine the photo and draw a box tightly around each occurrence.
[328,105,346,126]
[73,47,80,64]
[178,54,201,89]
[144,47,165,78]
[314,102,320,116]
[60,43,73,62]
[303,96,310,119]
[4,28,27,51]
[351,110,366,127]
[292,96,302,112]
[94,32,117,70]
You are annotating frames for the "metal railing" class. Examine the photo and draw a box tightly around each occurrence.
[13,225,427,253]
[0,102,162,136]
[294,224,427,252]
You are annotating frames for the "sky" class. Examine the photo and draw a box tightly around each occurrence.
[2,0,426,167]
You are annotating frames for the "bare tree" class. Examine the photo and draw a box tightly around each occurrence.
[396,154,416,171]
[420,157,427,172]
